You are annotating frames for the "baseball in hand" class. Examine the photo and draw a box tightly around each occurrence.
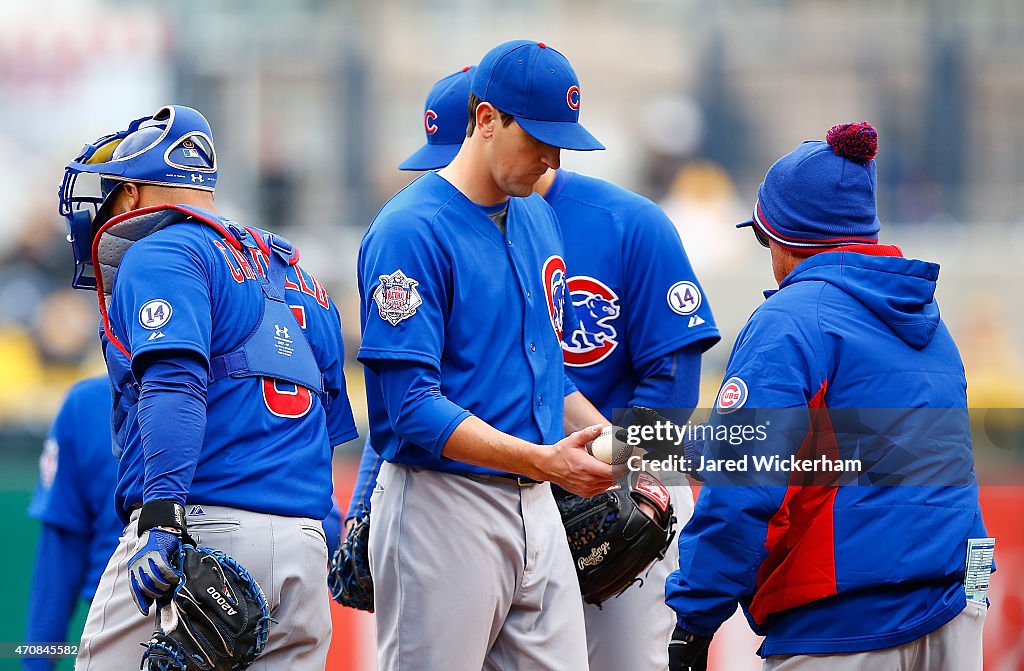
[586,426,631,465]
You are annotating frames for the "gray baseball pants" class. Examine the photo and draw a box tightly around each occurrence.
[763,600,986,671]
[369,462,590,671]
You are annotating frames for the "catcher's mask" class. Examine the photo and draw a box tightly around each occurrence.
[58,105,217,289]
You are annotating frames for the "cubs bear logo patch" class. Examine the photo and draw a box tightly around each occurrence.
[542,256,569,341]
[373,270,424,326]
[563,276,620,367]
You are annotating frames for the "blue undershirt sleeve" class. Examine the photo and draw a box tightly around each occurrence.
[346,443,383,522]
[626,344,703,426]
[24,524,90,670]
[322,498,342,558]
[372,359,472,459]
[136,351,209,505]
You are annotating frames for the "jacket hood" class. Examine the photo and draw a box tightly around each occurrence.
[778,246,941,349]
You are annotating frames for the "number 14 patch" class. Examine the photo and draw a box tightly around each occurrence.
[666,281,704,327]
[139,299,173,329]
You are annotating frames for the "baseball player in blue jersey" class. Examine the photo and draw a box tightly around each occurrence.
[24,376,121,671]
[58,104,358,670]
[531,166,720,671]
[346,62,722,670]
[665,123,990,671]
[358,40,619,670]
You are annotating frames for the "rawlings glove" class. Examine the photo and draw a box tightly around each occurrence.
[328,513,374,612]
[129,501,187,615]
[141,543,271,671]
[668,625,711,671]
[554,470,676,606]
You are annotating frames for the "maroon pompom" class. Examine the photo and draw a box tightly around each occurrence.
[826,122,878,163]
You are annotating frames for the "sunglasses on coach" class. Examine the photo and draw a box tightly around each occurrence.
[753,225,770,248]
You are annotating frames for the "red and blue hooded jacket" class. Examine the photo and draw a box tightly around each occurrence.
[665,246,988,656]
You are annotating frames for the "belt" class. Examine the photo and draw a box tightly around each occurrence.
[465,472,542,487]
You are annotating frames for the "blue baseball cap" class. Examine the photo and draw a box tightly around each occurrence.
[399,66,475,171]
[471,40,604,151]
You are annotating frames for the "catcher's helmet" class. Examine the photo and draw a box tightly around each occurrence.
[58,105,217,289]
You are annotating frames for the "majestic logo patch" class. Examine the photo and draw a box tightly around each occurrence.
[716,377,748,414]
[667,280,702,316]
[566,85,581,110]
[373,270,424,326]
[424,109,439,135]
[542,256,569,341]
[563,276,620,367]
[139,299,172,330]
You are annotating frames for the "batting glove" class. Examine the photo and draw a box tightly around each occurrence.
[668,625,711,671]
[127,501,187,615]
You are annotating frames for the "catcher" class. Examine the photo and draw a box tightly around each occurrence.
[59,105,359,670]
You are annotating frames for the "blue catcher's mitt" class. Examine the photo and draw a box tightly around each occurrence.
[327,514,374,612]
[142,544,271,671]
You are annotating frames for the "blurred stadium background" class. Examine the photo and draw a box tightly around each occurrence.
[1,0,1022,668]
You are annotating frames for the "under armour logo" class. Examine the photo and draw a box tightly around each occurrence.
[274,324,290,339]
[191,174,204,183]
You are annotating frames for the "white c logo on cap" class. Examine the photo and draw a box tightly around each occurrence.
[424,109,438,135]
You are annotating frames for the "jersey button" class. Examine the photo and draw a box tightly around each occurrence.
[530,343,537,352]
[537,395,543,406]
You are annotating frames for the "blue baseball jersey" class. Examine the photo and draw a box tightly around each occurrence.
[544,171,719,415]
[29,376,122,600]
[358,172,571,475]
[103,211,358,520]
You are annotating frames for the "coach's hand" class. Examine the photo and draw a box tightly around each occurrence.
[668,625,711,671]
[536,425,620,497]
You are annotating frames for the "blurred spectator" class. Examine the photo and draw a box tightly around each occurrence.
[0,207,67,329]
[659,160,751,275]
